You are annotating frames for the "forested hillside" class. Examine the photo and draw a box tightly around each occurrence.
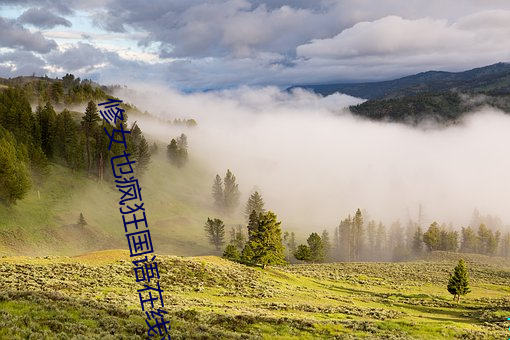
[290,63,510,124]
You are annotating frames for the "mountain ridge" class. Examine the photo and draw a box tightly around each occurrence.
[289,62,510,100]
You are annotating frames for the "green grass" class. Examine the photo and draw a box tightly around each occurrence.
[0,154,225,256]
[0,251,509,339]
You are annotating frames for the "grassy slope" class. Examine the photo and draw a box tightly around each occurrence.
[0,250,509,339]
[0,152,226,257]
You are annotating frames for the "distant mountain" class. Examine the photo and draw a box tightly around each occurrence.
[289,62,510,100]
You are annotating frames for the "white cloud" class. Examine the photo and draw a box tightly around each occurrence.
[297,12,510,68]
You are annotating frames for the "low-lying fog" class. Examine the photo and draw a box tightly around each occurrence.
[117,85,510,231]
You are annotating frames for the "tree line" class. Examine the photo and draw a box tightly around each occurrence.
[0,84,152,205]
[295,209,510,263]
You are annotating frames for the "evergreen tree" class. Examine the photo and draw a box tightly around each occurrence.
[447,259,471,303]
[294,244,312,262]
[0,87,33,145]
[55,109,81,169]
[135,136,151,176]
[78,212,87,226]
[240,243,255,264]
[338,216,352,261]
[423,222,441,251]
[245,211,286,268]
[223,244,240,262]
[245,191,265,220]
[307,232,325,263]
[412,226,423,254]
[376,222,387,256]
[204,218,225,251]
[0,131,31,205]
[321,230,331,262]
[229,225,246,251]
[212,174,224,211]
[332,227,341,261]
[477,224,498,255]
[460,226,478,253]
[247,210,260,241]
[166,139,179,165]
[366,220,377,259]
[81,100,100,173]
[283,231,297,262]
[352,209,364,261]
[166,134,188,167]
[487,229,500,256]
[500,232,510,258]
[223,169,240,214]
[36,102,57,158]
[444,230,459,252]
[150,141,159,155]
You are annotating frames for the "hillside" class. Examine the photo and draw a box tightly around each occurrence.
[290,63,510,100]
[0,250,509,339]
[290,63,510,124]
[0,152,222,257]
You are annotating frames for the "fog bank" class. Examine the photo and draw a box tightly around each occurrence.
[118,85,510,231]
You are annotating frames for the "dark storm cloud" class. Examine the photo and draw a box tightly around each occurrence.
[0,16,57,53]
[18,7,72,29]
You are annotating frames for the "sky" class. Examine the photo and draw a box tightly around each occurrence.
[1,0,510,90]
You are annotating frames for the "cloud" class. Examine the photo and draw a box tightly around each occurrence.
[0,0,74,15]
[117,85,510,231]
[18,7,72,29]
[4,1,510,88]
[46,42,109,72]
[0,16,57,53]
[0,50,47,76]
[295,11,510,81]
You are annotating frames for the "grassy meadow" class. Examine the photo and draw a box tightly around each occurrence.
[0,250,509,339]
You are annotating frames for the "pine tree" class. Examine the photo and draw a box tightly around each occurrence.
[223,244,240,262]
[229,225,246,251]
[500,232,510,258]
[36,102,57,158]
[0,131,31,205]
[223,169,240,214]
[338,216,352,261]
[240,243,255,264]
[135,136,151,176]
[78,212,87,226]
[245,191,265,220]
[307,232,325,263]
[247,210,259,241]
[460,226,478,253]
[81,100,100,173]
[166,134,188,167]
[376,222,387,259]
[366,220,377,259]
[294,244,312,262]
[212,174,224,211]
[412,226,423,254]
[332,227,341,261]
[283,231,297,262]
[447,259,471,303]
[204,218,225,251]
[150,141,159,155]
[321,230,331,262]
[423,222,441,251]
[352,209,364,261]
[55,109,80,168]
[166,139,179,165]
[245,211,286,268]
